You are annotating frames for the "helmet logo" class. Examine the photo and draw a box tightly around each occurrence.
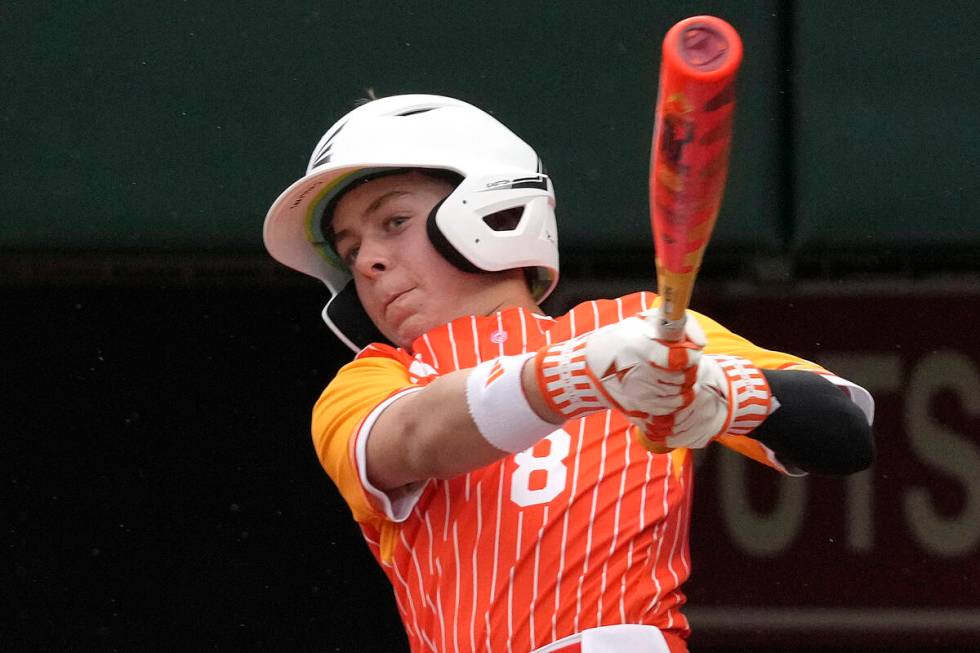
[288,180,324,210]
[481,175,548,191]
[310,119,350,169]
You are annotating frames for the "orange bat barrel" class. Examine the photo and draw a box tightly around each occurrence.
[650,16,742,339]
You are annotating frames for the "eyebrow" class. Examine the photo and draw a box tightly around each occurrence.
[366,189,412,215]
[332,190,413,251]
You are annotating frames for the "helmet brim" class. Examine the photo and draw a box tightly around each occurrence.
[263,165,367,295]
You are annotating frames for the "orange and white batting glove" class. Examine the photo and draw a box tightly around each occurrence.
[633,354,776,451]
[534,309,705,423]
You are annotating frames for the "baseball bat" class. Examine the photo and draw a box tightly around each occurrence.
[650,15,743,341]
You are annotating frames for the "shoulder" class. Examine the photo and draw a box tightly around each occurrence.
[322,345,414,407]
[548,291,661,339]
[355,342,414,365]
[311,346,421,522]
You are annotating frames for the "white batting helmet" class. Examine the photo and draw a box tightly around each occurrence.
[264,94,559,351]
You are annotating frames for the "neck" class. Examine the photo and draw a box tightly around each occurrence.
[477,273,543,316]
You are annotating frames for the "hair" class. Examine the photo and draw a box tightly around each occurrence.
[355,87,380,105]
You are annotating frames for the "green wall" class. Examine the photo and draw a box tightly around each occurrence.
[2,1,975,253]
[793,1,980,248]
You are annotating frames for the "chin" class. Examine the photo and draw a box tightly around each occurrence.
[386,319,429,349]
[383,305,461,348]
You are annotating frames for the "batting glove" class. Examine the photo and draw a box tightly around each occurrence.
[634,354,776,452]
[534,309,705,421]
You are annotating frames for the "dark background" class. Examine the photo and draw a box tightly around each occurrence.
[3,1,978,651]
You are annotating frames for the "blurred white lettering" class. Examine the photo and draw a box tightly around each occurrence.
[904,350,980,557]
[718,447,807,556]
[817,353,903,552]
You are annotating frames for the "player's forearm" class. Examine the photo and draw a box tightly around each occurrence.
[752,369,874,475]
[366,357,563,490]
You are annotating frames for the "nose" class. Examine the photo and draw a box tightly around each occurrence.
[351,240,390,280]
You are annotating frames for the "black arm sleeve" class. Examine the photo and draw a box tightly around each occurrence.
[750,369,874,475]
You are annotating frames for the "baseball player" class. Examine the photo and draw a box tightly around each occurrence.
[264,95,874,653]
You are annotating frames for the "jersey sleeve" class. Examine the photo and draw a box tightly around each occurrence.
[693,310,823,371]
[312,349,427,526]
[691,309,873,475]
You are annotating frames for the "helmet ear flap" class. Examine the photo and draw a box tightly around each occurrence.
[323,280,393,350]
[426,197,483,274]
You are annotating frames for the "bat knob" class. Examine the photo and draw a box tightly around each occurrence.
[679,24,729,71]
[654,308,687,342]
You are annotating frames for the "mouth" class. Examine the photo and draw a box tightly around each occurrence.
[384,287,415,310]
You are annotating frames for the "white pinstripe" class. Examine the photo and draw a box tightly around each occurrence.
[496,313,505,358]
[574,411,610,632]
[551,418,587,641]
[435,558,447,653]
[392,583,410,627]
[509,512,525,653]
[664,535,681,628]
[420,507,435,575]
[391,550,429,651]
[528,504,549,649]
[644,454,670,615]
[452,521,461,653]
[470,315,481,363]
[470,480,483,653]
[667,463,693,631]
[516,509,524,557]
[599,413,632,624]
[531,313,552,338]
[421,333,440,369]
[486,466,505,650]
[403,529,438,640]
[644,453,676,617]
[526,311,538,337]
[519,314,529,352]
[677,460,691,578]
[506,567,516,653]
[620,539,634,623]
[644,521,666,617]
[447,320,461,371]
[465,317,482,507]
[662,468,682,630]
[484,612,492,653]
[443,480,451,541]
[639,435,653,531]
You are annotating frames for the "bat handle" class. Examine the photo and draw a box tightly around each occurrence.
[654,305,687,342]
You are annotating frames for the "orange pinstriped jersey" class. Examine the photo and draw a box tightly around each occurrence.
[312,292,828,653]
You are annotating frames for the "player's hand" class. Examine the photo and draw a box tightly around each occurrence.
[534,310,705,421]
[633,354,776,452]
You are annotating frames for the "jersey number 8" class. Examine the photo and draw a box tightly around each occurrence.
[510,429,572,507]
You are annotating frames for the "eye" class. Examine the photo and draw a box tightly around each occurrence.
[342,246,359,267]
[387,215,410,229]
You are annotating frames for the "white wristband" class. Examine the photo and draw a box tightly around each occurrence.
[465,353,558,453]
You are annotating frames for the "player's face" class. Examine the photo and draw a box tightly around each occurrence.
[331,171,523,347]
